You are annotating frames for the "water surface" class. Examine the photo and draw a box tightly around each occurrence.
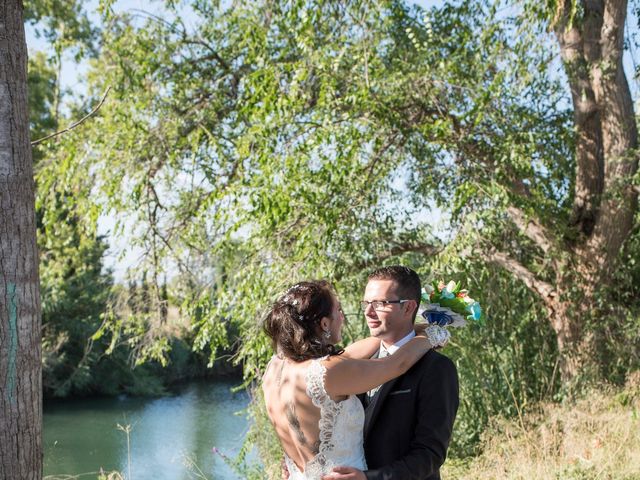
[44,380,251,479]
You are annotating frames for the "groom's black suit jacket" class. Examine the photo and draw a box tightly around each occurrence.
[358,349,459,480]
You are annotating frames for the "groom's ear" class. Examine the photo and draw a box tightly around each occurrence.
[405,299,418,317]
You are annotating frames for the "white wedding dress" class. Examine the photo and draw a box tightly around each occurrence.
[284,357,367,480]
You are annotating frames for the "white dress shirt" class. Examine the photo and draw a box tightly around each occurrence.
[379,330,416,356]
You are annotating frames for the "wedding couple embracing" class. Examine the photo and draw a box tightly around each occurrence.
[262,266,459,480]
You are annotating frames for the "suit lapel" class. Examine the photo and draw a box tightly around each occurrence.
[363,375,401,440]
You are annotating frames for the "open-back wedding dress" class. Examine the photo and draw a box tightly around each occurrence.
[283,357,367,480]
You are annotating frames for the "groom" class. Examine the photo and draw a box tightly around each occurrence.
[326,265,459,480]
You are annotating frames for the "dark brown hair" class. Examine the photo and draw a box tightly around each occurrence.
[263,280,343,361]
[367,265,422,321]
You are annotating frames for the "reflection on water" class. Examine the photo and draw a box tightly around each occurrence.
[44,380,251,479]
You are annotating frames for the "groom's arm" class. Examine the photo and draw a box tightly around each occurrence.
[364,354,459,480]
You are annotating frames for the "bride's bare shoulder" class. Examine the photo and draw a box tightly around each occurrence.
[261,356,276,391]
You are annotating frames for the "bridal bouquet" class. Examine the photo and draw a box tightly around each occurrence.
[420,280,482,328]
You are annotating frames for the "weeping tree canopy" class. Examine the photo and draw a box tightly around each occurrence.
[40,0,639,419]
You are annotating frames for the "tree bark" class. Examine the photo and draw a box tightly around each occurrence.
[0,1,42,479]
[584,0,639,279]
[512,0,639,381]
[555,0,605,237]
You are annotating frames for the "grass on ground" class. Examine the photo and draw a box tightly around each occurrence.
[442,371,640,480]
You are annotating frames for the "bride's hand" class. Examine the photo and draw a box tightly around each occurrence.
[281,457,290,479]
[322,466,366,480]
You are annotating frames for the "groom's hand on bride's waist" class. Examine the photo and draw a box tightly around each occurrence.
[322,466,366,480]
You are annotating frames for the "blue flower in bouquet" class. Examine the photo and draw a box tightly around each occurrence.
[424,311,451,326]
[421,303,466,327]
[467,301,482,321]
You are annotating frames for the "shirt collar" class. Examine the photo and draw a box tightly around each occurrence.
[380,330,416,356]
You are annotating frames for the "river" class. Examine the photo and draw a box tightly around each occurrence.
[43,380,252,480]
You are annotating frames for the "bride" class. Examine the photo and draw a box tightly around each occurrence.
[261,280,447,479]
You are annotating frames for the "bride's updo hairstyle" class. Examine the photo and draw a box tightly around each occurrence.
[264,280,344,362]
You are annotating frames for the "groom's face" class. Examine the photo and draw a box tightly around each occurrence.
[363,279,414,345]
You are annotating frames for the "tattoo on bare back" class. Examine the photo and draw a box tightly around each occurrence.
[286,401,320,454]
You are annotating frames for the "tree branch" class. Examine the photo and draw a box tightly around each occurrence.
[506,207,555,254]
[31,87,111,146]
[489,250,557,299]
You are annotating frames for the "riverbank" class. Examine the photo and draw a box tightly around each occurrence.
[442,372,640,479]
[43,322,243,402]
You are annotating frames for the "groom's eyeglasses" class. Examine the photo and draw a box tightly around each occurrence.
[360,299,410,311]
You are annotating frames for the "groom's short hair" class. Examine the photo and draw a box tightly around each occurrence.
[367,265,422,322]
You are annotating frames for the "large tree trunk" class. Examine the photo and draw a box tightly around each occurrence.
[0,1,42,479]
[495,0,639,383]
[552,0,637,380]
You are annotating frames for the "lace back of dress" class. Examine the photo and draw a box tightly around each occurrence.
[285,357,366,479]
[306,358,341,455]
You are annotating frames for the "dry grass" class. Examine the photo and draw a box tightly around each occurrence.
[442,371,640,480]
